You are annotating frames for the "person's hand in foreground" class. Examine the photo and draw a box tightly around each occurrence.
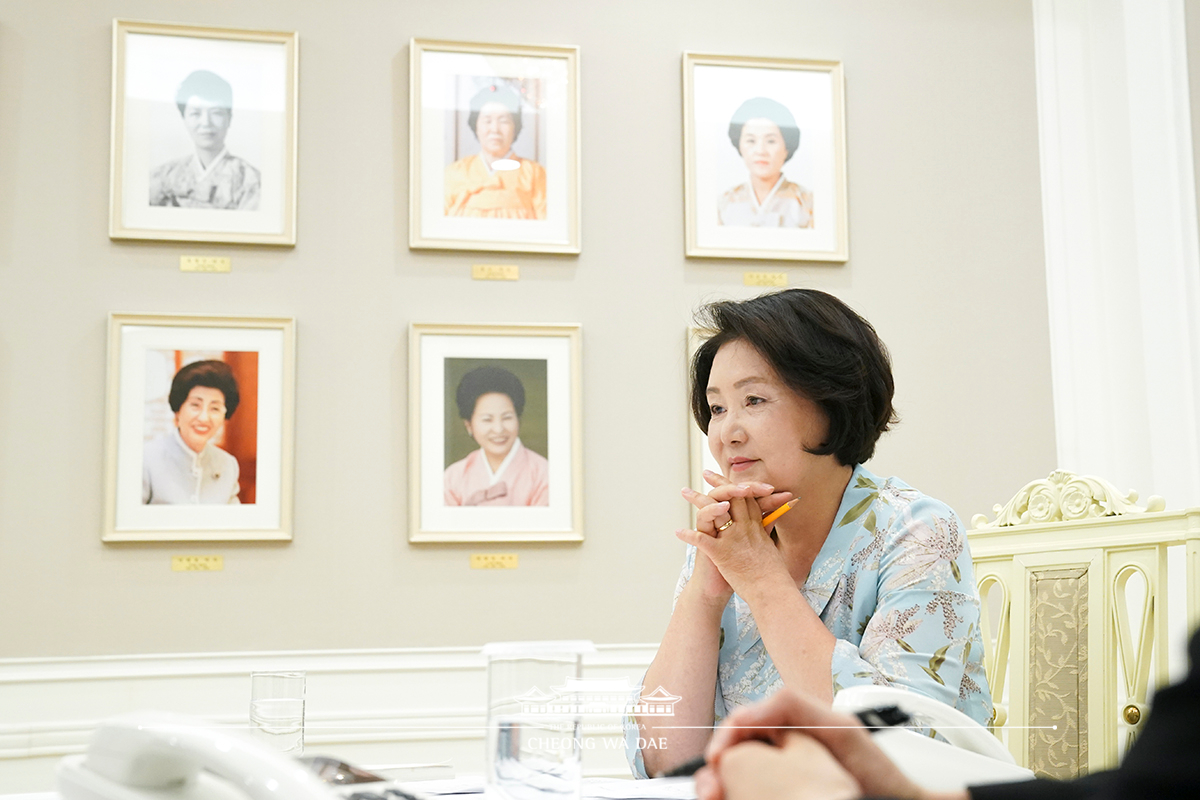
[694,689,969,800]
[702,731,860,800]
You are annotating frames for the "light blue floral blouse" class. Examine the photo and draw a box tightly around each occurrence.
[625,464,992,777]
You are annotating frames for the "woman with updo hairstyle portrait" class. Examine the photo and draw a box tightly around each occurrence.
[143,359,243,504]
[149,69,261,210]
[718,97,813,228]
[443,83,547,219]
[443,365,549,506]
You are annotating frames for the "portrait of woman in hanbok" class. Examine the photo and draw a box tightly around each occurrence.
[149,69,261,211]
[443,84,547,220]
[443,365,549,506]
[718,97,813,229]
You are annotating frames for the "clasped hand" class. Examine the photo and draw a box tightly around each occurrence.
[677,469,794,600]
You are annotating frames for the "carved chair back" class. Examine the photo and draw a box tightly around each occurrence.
[968,471,1200,778]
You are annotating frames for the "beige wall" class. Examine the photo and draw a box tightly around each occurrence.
[0,0,1054,657]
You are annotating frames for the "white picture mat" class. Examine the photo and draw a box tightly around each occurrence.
[686,329,724,504]
[692,64,837,253]
[419,50,570,245]
[113,324,285,531]
[419,334,574,532]
[121,32,288,235]
[692,433,724,493]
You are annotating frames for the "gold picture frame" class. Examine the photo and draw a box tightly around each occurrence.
[408,323,583,542]
[103,313,296,542]
[409,38,581,254]
[109,19,298,245]
[683,52,848,262]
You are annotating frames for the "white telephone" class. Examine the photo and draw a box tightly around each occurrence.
[833,686,1033,791]
[56,712,422,800]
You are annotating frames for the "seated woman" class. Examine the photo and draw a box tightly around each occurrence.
[444,365,549,506]
[444,84,546,219]
[627,289,991,778]
[718,97,813,228]
[143,359,242,504]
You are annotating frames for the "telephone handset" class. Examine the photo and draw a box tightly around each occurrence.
[57,712,362,800]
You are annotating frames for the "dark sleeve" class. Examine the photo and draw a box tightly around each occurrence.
[1103,627,1200,794]
[973,628,1200,800]
[969,775,1108,800]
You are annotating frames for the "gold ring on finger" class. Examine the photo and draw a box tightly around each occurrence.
[716,519,735,532]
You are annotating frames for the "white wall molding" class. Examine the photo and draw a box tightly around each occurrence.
[0,644,658,793]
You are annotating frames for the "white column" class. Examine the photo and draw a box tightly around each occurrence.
[1033,0,1200,679]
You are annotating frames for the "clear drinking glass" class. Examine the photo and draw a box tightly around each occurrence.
[483,641,594,800]
[249,670,306,755]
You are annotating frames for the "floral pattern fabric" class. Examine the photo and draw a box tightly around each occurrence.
[149,151,261,210]
[625,464,992,778]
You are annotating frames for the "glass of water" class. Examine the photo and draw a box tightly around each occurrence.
[488,715,582,800]
[483,641,593,800]
[250,670,305,755]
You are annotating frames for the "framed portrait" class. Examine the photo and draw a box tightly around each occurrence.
[684,53,848,262]
[408,323,583,542]
[409,39,581,254]
[109,20,298,245]
[102,313,296,542]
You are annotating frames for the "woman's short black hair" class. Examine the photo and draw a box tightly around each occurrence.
[690,289,897,466]
[467,84,524,141]
[175,70,234,116]
[728,97,800,162]
[456,365,526,419]
[168,360,240,419]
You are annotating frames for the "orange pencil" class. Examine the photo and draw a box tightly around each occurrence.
[761,497,800,528]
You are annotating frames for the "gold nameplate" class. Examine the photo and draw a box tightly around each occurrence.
[171,555,224,572]
[743,271,787,287]
[472,264,519,281]
[180,256,232,273]
[470,553,519,570]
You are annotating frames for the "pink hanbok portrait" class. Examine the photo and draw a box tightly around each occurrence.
[443,365,549,506]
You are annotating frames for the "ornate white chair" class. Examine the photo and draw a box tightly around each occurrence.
[968,471,1200,778]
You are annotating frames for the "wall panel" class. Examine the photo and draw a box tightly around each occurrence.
[0,0,1052,657]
